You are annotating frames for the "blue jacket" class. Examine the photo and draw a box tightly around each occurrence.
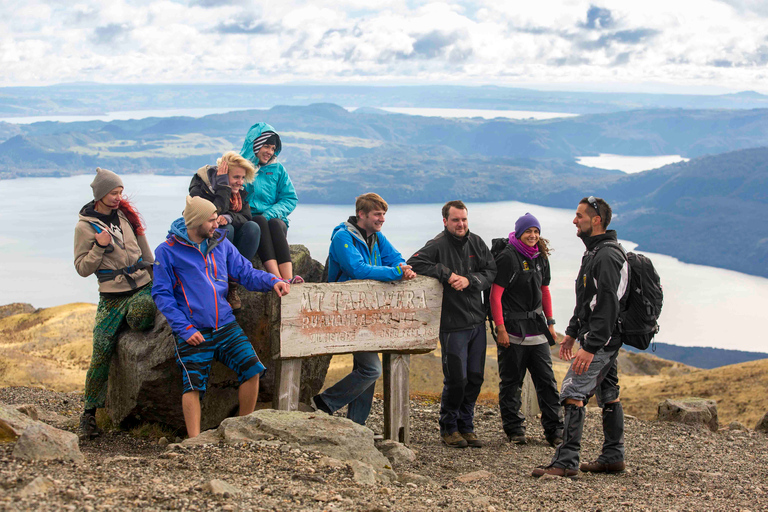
[152,218,280,341]
[240,122,298,226]
[326,219,406,282]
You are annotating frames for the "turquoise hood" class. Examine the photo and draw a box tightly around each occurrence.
[239,122,297,226]
[240,122,282,166]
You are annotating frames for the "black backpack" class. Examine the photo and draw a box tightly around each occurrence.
[597,242,664,350]
[484,238,513,341]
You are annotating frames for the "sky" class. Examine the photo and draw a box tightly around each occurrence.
[3,0,768,93]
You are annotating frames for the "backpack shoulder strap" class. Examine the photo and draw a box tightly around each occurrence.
[501,245,522,288]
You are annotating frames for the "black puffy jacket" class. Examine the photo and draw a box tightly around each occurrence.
[408,229,496,332]
[565,230,630,354]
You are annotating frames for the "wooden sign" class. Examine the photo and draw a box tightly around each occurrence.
[278,276,443,359]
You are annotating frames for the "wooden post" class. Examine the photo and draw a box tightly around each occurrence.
[383,353,410,444]
[521,372,540,417]
[274,358,302,411]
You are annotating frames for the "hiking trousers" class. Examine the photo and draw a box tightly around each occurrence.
[497,341,563,439]
[439,323,486,434]
[84,284,155,410]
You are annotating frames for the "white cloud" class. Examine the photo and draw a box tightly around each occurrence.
[1,0,767,92]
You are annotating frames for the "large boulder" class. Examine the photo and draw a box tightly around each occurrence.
[107,245,331,432]
[180,409,397,483]
[755,411,768,433]
[12,422,84,463]
[657,398,719,432]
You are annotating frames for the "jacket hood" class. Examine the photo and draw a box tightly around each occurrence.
[195,165,214,188]
[168,217,227,254]
[332,220,368,246]
[240,122,282,167]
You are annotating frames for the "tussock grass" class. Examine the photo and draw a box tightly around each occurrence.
[129,422,178,441]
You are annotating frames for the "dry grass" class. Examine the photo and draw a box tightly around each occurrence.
[3,303,767,428]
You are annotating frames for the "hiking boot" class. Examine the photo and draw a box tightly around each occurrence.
[227,286,242,310]
[441,432,468,448]
[460,432,483,448]
[579,460,626,473]
[531,465,578,478]
[289,275,304,284]
[508,433,527,445]
[546,435,563,448]
[78,412,102,441]
[311,394,332,415]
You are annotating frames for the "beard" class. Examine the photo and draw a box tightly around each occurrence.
[196,225,215,240]
[578,225,593,239]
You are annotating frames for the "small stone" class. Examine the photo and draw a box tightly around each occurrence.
[202,479,242,496]
[456,470,493,483]
[18,476,55,497]
[158,437,169,447]
[406,483,418,489]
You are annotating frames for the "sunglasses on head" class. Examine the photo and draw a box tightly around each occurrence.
[587,196,601,217]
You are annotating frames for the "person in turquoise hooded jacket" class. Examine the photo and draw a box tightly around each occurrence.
[240,122,301,283]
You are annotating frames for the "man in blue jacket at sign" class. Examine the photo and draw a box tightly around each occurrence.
[152,196,290,438]
[312,192,416,426]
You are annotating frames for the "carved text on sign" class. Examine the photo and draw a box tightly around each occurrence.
[279,277,443,358]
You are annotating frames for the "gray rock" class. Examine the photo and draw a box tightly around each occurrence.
[17,476,55,497]
[397,472,436,487]
[657,398,719,432]
[12,422,84,463]
[0,404,38,437]
[207,410,396,482]
[755,411,768,433]
[348,460,377,485]
[377,439,416,464]
[728,421,748,431]
[456,470,493,483]
[202,479,242,496]
[15,404,39,421]
[106,245,331,432]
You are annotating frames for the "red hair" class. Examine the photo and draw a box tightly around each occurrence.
[118,198,146,236]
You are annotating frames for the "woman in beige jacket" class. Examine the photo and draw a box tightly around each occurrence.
[74,168,156,440]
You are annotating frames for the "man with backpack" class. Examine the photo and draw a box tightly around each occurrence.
[533,196,630,478]
[408,201,496,448]
[311,192,416,426]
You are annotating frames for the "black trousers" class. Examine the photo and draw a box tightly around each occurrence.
[252,216,291,265]
[497,342,563,438]
[439,324,486,434]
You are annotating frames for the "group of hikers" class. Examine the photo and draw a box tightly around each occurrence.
[74,120,630,479]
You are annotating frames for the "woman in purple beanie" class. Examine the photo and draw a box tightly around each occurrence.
[489,212,564,447]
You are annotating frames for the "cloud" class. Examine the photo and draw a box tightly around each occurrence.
[91,23,133,45]
[2,0,768,93]
[215,19,280,34]
[582,5,614,30]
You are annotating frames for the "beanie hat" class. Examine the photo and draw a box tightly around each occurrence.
[90,167,123,201]
[251,130,282,159]
[183,195,217,230]
[514,213,541,239]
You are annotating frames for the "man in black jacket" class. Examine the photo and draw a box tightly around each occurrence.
[533,196,629,478]
[408,201,496,448]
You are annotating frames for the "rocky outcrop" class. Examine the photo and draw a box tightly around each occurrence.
[657,398,719,432]
[12,422,84,463]
[178,409,397,483]
[755,411,768,433]
[0,303,35,320]
[106,245,331,432]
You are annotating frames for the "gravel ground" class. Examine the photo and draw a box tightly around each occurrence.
[2,387,768,511]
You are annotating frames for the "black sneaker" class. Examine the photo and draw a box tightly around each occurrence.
[507,433,527,445]
[311,395,332,415]
[78,412,102,441]
[546,435,564,448]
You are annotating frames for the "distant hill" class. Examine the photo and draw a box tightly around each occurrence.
[3,83,768,117]
[623,342,768,370]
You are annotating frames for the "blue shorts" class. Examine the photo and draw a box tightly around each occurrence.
[174,321,266,395]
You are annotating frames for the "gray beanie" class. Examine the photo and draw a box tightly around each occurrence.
[90,167,124,201]
[183,195,217,230]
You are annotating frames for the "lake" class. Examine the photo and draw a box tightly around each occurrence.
[1,174,766,354]
[355,107,580,120]
[577,154,689,174]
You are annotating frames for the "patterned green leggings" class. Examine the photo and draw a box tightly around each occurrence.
[84,284,156,410]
